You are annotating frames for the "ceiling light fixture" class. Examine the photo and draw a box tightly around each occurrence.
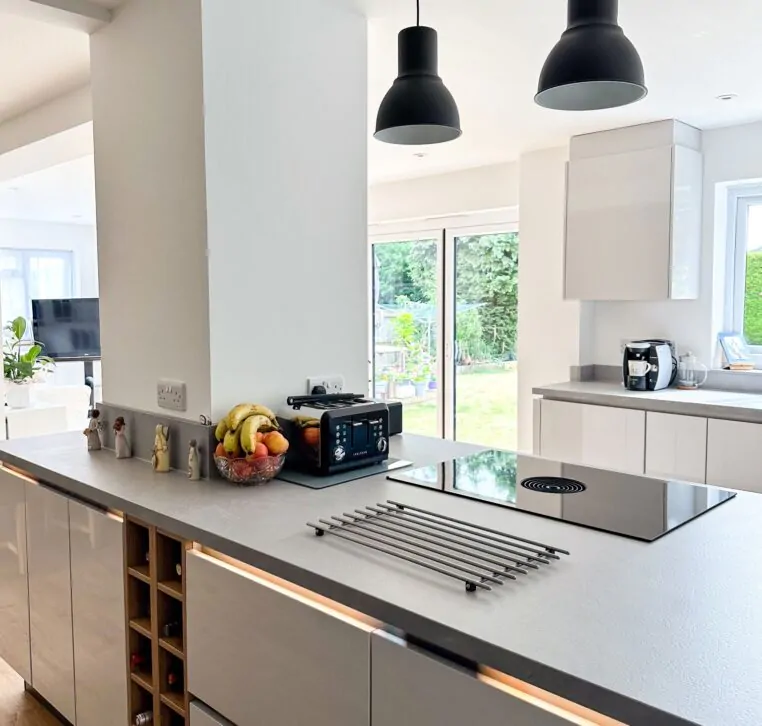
[374,0,461,145]
[536,0,647,111]
[716,93,738,102]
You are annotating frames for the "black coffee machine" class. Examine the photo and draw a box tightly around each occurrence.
[623,340,676,391]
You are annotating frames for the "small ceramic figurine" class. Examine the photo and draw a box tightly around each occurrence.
[188,439,201,481]
[113,416,132,459]
[152,424,170,473]
[84,409,102,451]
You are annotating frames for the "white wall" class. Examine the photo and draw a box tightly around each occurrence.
[590,120,762,367]
[516,147,592,452]
[369,162,518,223]
[202,0,368,416]
[90,0,212,420]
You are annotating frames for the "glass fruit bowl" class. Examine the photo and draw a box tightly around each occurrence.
[214,453,286,486]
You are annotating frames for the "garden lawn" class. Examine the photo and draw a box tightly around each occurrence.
[402,367,518,450]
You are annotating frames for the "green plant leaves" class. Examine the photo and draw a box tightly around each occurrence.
[3,317,55,382]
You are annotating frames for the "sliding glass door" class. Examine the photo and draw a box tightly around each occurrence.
[371,234,442,437]
[371,218,519,449]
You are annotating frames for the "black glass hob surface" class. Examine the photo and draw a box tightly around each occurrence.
[387,449,736,541]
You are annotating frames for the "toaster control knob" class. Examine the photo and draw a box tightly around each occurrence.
[333,445,346,462]
[376,437,388,453]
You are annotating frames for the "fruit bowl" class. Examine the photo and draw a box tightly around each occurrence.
[214,453,286,486]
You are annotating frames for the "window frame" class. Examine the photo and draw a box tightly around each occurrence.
[0,248,75,332]
[728,185,762,356]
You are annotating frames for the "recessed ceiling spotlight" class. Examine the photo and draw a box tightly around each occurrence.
[413,152,428,158]
[716,93,738,102]
[72,214,83,219]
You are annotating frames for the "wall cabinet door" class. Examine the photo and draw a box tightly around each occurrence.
[186,550,372,726]
[706,419,762,493]
[70,501,128,726]
[540,400,645,474]
[0,468,31,683]
[645,412,707,483]
[26,483,76,723]
[372,632,572,726]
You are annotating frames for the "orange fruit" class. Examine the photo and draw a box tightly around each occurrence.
[253,442,269,459]
[263,431,289,455]
[215,443,226,458]
[303,427,320,446]
[256,432,265,443]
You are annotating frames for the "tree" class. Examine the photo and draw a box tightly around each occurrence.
[744,251,762,345]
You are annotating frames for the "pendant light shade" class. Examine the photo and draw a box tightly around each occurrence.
[536,0,646,111]
[375,12,461,145]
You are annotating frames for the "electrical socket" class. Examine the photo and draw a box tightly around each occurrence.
[307,375,344,395]
[157,379,187,412]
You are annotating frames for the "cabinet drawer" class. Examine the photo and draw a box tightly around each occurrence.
[0,467,31,683]
[186,550,372,726]
[372,631,605,726]
[190,701,234,726]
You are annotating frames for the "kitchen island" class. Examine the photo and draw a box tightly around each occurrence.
[0,432,759,726]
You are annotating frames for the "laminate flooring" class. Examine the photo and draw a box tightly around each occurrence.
[0,658,64,725]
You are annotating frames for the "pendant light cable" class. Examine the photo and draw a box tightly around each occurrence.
[416,0,420,26]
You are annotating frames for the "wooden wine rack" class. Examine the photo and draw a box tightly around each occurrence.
[125,517,190,726]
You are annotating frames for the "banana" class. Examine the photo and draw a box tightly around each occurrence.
[228,403,278,431]
[240,414,277,454]
[223,428,242,458]
[227,404,259,431]
[214,416,229,442]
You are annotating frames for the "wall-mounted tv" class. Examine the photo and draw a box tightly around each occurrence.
[32,298,101,361]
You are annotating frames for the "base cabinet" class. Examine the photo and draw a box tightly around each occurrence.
[645,412,707,483]
[540,399,645,474]
[26,483,76,724]
[186,550,371,726]
[190,701,235,726]
[371,632,571,726]
[706,418,762,493]
[70,502,128,726]
[0,468,31,683]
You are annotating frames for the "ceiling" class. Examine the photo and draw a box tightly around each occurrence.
[0,155,95,225]
[1,0,762,211]
[367,0,762,182]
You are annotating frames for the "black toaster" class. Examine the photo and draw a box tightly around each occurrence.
[279,394,390,476]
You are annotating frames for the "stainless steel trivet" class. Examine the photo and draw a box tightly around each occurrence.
[308,500,569,592]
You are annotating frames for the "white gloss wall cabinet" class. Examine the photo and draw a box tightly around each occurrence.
[706,419,762,493]
[69,501,128,726]
[564,123,702,301]
[539,399,646,474]
[371,632,573,726]
[645,413,707,483]
[186,550,372,726]
[0,468,31,683]
[25,483,76,723]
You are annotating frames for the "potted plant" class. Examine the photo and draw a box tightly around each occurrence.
[4,316,54,408]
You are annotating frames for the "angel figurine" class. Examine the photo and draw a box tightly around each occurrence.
[113,417,132,459]
[188,439,201,481]
[83,409,103,451]
[152,425,170,473]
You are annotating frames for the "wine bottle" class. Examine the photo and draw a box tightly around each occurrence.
[129,653,145,671]
[162,621,181,638]
[134,711,153,725]
[175,563,182,578]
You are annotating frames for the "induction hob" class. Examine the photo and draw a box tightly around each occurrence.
[387,449,736,541]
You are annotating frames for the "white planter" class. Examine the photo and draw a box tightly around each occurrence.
[6,382,32,409]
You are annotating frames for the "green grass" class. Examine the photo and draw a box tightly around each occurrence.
[402,367,518,450]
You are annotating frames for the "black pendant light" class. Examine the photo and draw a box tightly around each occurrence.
[374,0,461,145]
[536,0,647,111]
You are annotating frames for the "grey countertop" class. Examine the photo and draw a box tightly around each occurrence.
[1,432,760,726]
[534,380,762,423]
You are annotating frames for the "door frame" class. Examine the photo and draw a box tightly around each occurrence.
[369,209,519,442]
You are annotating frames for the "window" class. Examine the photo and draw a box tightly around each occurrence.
[0,249,74,332]
[370,212,519,450]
